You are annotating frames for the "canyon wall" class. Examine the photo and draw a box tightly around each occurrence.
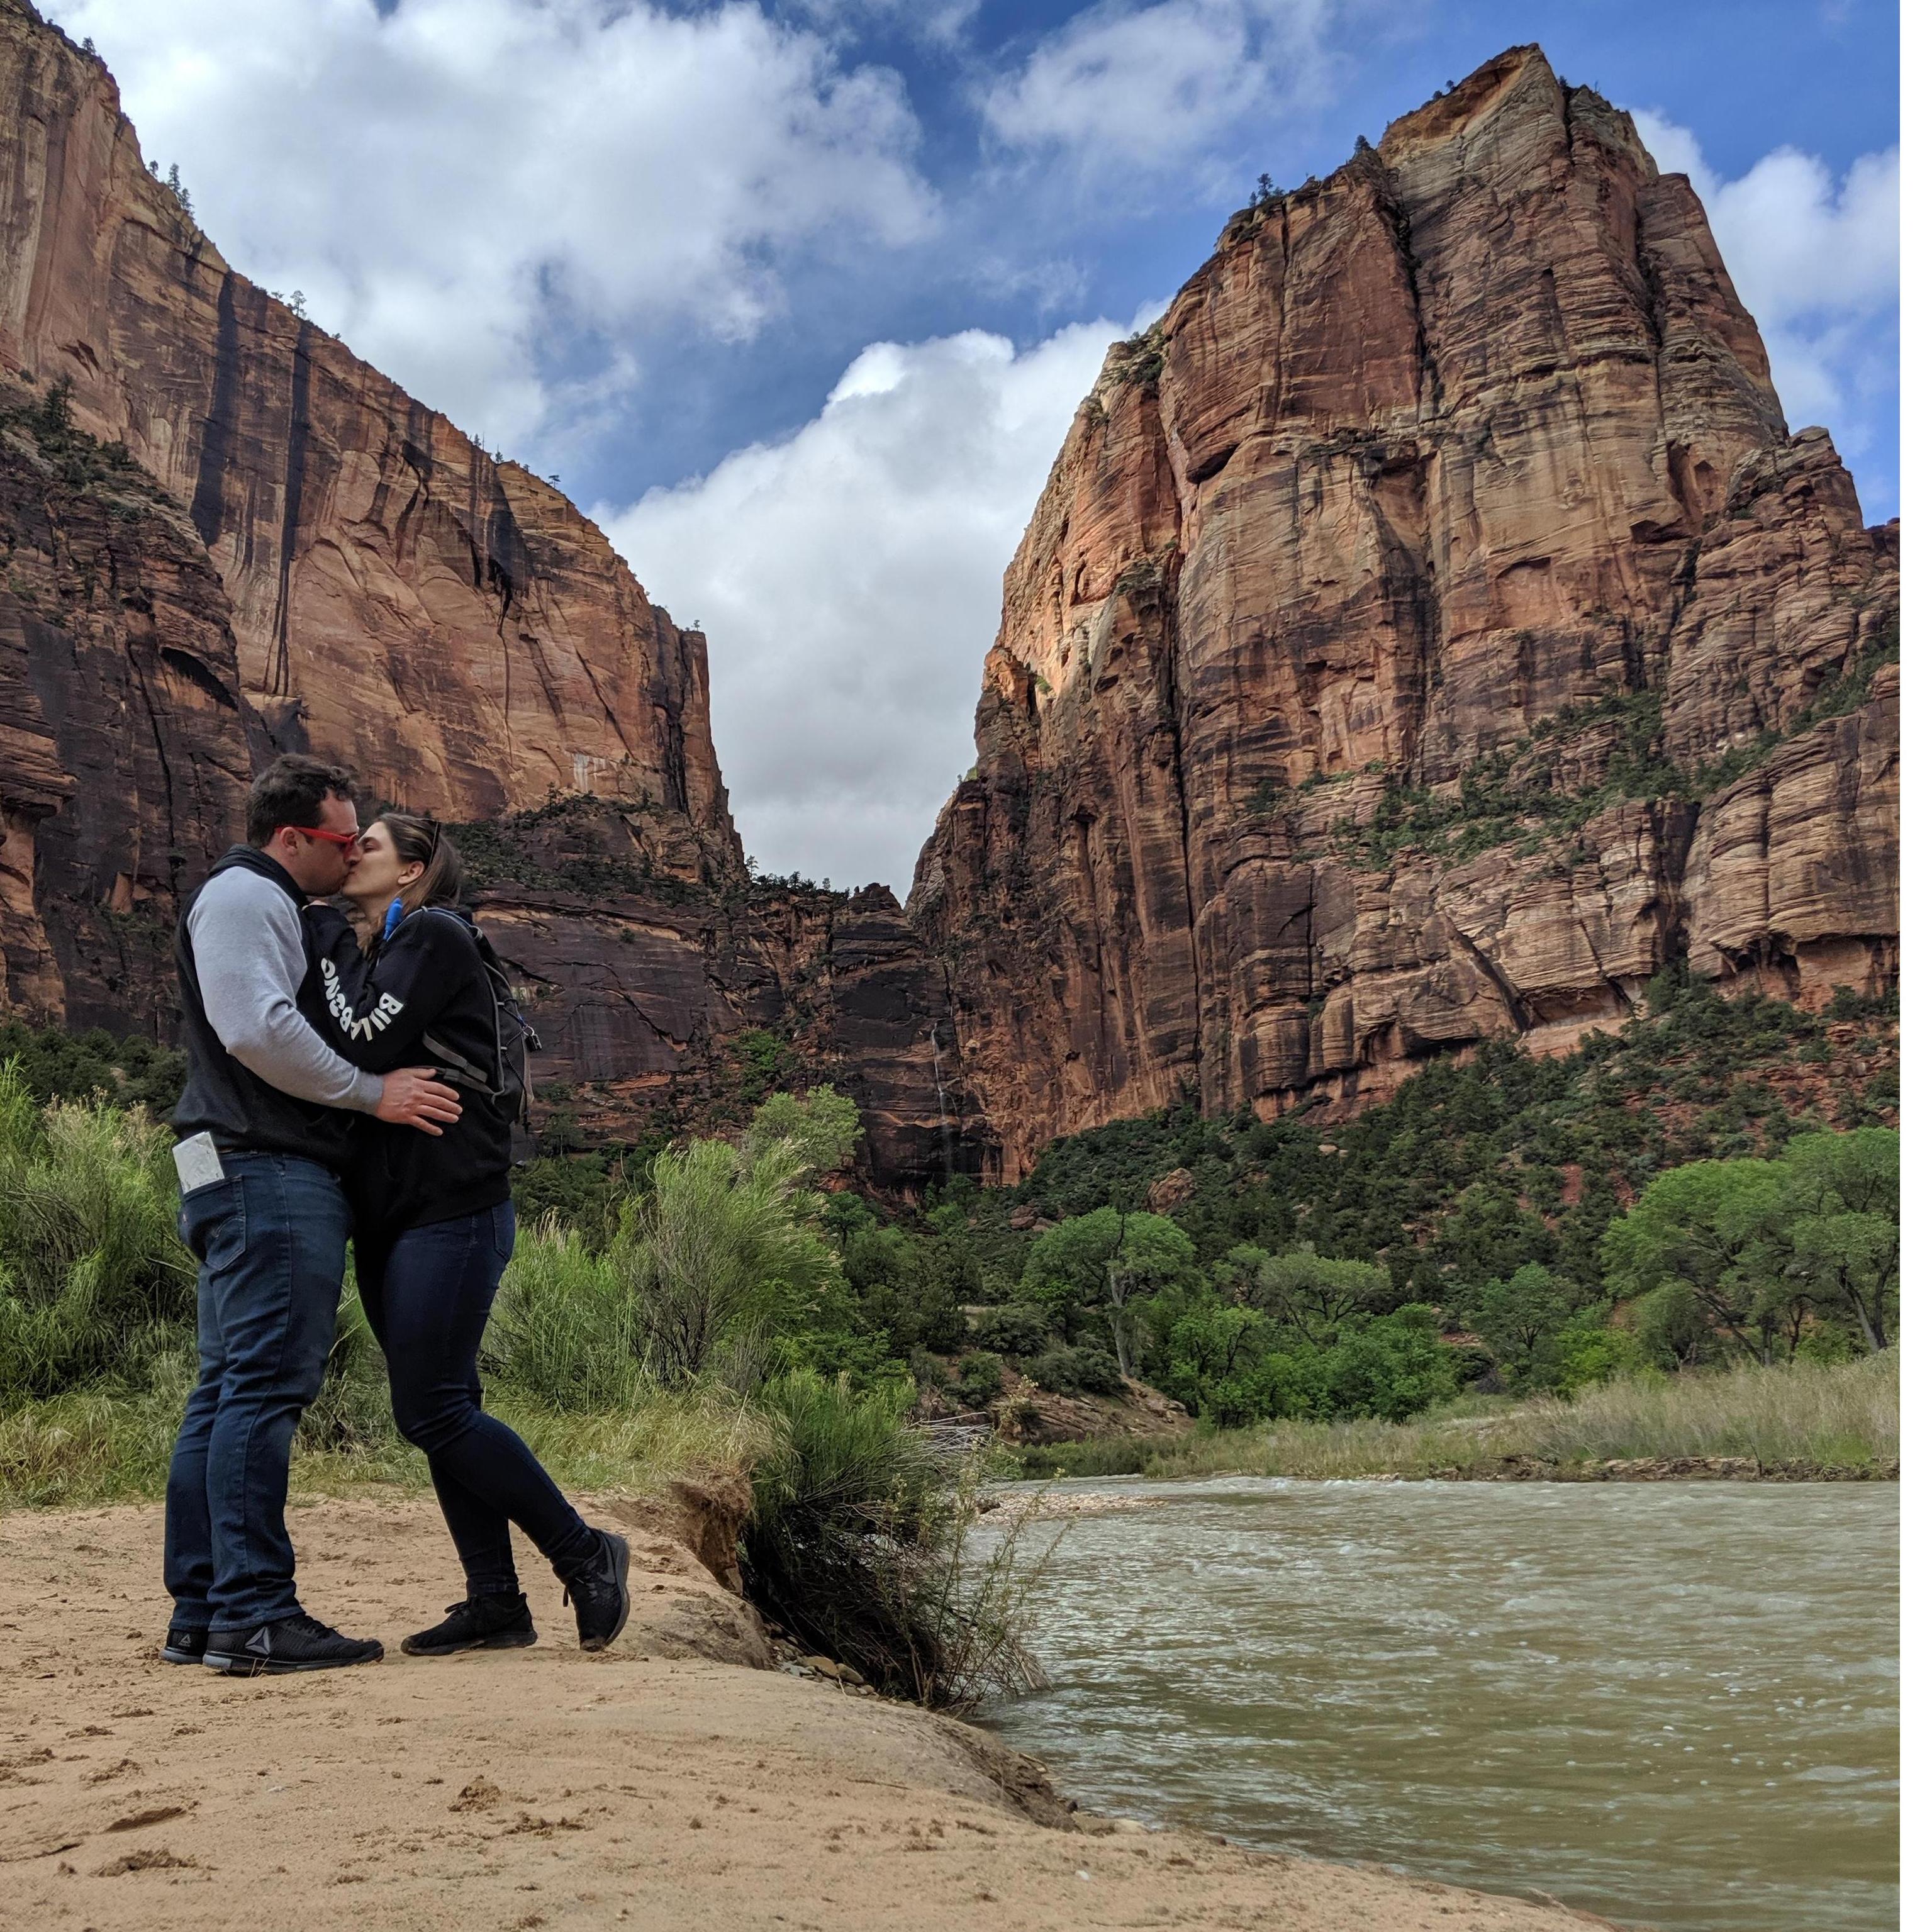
[0,1,970,1187]
[0,2,726,831]
[910,46,1899,1176]
[0,9,1898,1187]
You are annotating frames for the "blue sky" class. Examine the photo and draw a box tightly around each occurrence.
[59,1,1899,889]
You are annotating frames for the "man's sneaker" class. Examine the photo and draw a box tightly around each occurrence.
[160,1625,208,1665]
[402,1592,537,1657]
[204,1614,384,1676]
[558,1529,630,1652]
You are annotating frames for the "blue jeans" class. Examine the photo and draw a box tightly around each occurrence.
[164,1154,350,1633]
[357,1203,593,1597]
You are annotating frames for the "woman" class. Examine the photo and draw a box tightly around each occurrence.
[306,812,629,1656]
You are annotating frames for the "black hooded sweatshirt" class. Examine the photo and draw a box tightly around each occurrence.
[304,902,514,1237]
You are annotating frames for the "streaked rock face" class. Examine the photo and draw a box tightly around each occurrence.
[0,3,974,1188]
[0,383,253,1034]
[0,14,1897,1186]
[910,46,1898,1175]
[0,3,729,835]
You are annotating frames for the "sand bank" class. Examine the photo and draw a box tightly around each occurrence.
[1,1497,1612,1930]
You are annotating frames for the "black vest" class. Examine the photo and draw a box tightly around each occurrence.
[170,847,359,1170]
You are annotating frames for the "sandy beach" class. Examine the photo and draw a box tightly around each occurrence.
[0,1496,1614,1931]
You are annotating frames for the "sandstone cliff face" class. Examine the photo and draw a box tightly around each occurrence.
[911,46,1899,1175]
[0,3,969,1187]
[449,809,983,1190]
[0,1,729,835]
[0,376,252,1033]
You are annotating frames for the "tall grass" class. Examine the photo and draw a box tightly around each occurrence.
[745,1370,1051,1709]
[1141,1353,1899,1479]
[0,1066,193,1396]
[1508,1350,1898,1468]
[486,1216,648,1409]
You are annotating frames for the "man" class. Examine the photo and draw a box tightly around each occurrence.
[162,755,463,1675]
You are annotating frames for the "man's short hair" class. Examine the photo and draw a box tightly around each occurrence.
[246,754,359,847]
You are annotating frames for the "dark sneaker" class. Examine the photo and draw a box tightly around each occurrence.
[558,1529,630,1652]
[402,1592,537,1657]
[160,1625,208,1665]
[204,1613,384,1676]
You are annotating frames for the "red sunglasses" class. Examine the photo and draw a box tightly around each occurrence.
[277,824,361,849]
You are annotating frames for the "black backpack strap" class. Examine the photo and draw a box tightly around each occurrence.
[420,1030,495,1092]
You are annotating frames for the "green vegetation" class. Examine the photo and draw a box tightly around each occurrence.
[0,376,166,513]
[0,1076,1038,1709]
[1319,632,1899,874]
[745,1370,1047,1706]
[1131,1351,1898,1480]
[488,968,1894,1445]
[0,1020,184,1113]
[1112,324,1166,388]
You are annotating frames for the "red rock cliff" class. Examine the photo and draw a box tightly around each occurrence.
[910,47,1899,1176]
[0,2,976,1187]
[0,1,730,834]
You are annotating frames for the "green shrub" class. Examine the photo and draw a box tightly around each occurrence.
[972,1302,1051,1356]
[952,1351,1005,1409]
[486,1217,646,1410]
[611,1139,844,1383]
[0,1067,194,1399]
[743,1370,1047,1709]
[1022,1343,1124,1397]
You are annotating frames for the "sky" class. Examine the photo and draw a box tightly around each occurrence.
[54,1,1900,892]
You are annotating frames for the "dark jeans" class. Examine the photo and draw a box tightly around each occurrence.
[164,1153,349,1633]
[357,1202,592,1597]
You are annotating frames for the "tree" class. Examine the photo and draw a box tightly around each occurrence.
[1162,1300,1279,1421]
[1473,1263,1575,1380]
[740,1084,861,1183]
[1599,1158,1797,1363]
[1251,1248,1399,1344]
[1317,1305,1460,1422]
[1636,1280,1712,1369]
[1020,1208,1195,1375]
[1781,1128,1898,1351]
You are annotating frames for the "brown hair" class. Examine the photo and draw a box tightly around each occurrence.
[379,810,466,917]
[247,754,358,846]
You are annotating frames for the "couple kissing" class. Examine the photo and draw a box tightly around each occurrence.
[161,754,630,1675]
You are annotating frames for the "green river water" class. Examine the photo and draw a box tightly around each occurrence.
[978,1478,1897,1932]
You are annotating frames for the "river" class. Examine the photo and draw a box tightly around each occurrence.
[978,1478,1897,1932]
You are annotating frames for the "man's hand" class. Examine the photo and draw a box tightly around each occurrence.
[376,1068,464,1136]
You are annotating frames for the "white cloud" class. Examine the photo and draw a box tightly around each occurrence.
[1635,109,1898,470]
[601,312,1161,891]
[59,0,934,452]
[981,0,1335,179]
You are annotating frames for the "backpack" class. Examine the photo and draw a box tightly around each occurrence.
[416,909,542,1154]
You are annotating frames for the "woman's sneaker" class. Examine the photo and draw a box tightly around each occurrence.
[402,1592,537,1656]
[204,1614,384,1675]
[558,1529,630,1651]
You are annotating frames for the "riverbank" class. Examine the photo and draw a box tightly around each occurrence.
[1002,1352,1899,1480]
[0,1498,1601,1931]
